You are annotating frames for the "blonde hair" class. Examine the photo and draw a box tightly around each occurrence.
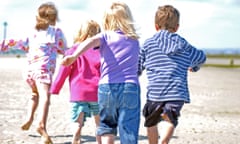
[102,1,139,39]
[35,2,59,31]
[155,5,180,31]
[74,19,101,43]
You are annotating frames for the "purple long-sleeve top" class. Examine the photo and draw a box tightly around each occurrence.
[50,43,100,102]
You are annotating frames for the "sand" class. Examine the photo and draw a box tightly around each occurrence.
[0,57,240,144]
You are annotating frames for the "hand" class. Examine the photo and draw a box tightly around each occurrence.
[188,67,193,72]
[61,55,76,66]
[188,66,200,72]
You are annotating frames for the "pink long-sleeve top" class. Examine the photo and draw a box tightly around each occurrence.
[50,44,100,102]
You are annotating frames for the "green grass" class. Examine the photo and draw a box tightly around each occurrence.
[205,54,240,68]
[204,64,240,68]
[206,54,240,59]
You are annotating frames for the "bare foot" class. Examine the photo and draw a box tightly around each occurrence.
[40,136,53,144]
[72,137,81,144]
[37,127,53,144]
[72,133,81,144]
[21,120,33,130]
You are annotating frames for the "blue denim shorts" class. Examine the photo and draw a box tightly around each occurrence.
[71,102,99,122]
[97,83,141,144]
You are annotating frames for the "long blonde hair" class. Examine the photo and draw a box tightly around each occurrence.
[35,2,59,31]
[74,19,101,43]
[102,1,139,39]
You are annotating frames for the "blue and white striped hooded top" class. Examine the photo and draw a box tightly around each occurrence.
[138,30,206,103]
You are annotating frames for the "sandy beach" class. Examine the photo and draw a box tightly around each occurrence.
[0,57,240,144]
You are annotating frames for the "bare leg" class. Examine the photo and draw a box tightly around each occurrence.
[94,115,102,144]
[72,112,84,144]
[159,114,175,144]
[101,134,115,144]
[147,125,159,144]
[36,82,53,144]
[21,85,39,130]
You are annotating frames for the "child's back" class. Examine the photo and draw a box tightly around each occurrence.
[61,2,141,144]
[98,30,139,84]
[50,19,102,144]
[138,5,206,144]
[140,29,206,103]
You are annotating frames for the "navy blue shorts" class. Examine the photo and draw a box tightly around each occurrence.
[143,100,184,127]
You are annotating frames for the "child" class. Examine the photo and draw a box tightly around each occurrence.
[1,2,68,144]
[61,1,141,144]
[138,5,206,144]
[50,19,102,144]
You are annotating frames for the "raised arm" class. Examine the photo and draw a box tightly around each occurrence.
[61,35,100,66]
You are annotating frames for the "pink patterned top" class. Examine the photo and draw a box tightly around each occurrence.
[1,26,68,75]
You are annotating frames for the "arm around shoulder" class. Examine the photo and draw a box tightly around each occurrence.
[61,35,101,66]
[73,35,101,57]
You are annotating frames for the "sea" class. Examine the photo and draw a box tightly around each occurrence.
[202,48,240,55]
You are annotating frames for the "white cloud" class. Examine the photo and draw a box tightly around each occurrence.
[180,0,238,48]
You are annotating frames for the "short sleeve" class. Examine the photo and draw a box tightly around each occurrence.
[55,28,68,54]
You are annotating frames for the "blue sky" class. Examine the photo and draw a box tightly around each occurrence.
[0,0,240,49]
